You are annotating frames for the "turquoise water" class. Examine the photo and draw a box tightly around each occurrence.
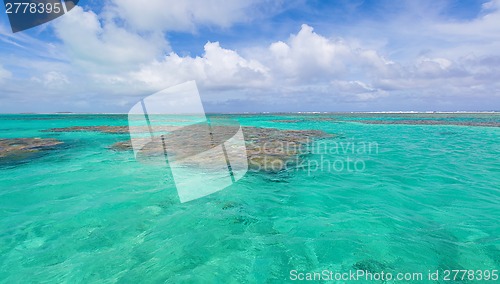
[0,114,499,283]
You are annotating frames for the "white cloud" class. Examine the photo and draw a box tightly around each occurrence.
[330,80,389,102]
[436,0,500,40]
[1,0,500,112]
[264,24,395,84]
[53,6,169,71]
[268,24,352,79]
[126,24,394,103]
[131,42,270,90]
[107,0,277,32]
[0,65,10,81]
[31,71,70,89]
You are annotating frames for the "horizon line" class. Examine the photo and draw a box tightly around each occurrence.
[0,111,499,115]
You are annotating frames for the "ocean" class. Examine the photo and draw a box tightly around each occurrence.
[0,113,498,282]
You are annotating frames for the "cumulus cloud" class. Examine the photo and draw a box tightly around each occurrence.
[53,6,169,71]
[268,24,352,79]
[436,0,500,40]
[265,25,394,82]
[122,24,395,104]
[1,0,500,112]
[107,0,278,32]
[131,42,270,90]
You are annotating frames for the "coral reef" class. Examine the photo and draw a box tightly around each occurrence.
[358,120,499,127]
[0,138,63,161]
[110,126,333,172]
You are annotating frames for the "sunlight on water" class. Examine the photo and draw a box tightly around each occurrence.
[0,113,498,282]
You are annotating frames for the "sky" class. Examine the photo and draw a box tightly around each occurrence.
[0,0,499,113]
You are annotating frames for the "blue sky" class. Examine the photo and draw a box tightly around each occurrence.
[0,0,499,113]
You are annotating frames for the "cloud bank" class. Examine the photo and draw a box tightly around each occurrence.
[0,0,499,112]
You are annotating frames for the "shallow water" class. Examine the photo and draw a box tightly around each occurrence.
[0,113,499,282]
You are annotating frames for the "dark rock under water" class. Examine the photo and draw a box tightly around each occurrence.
[358,120,499,127]
[110,126,333,172]
[43,126,131,134]
[0,138,63,161]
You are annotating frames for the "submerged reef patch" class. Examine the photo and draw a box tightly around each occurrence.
[357,120,499,127]
[43,125,179,134]
[111,126,333,172]
[271,117,338,123]
[0,138,63,162]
